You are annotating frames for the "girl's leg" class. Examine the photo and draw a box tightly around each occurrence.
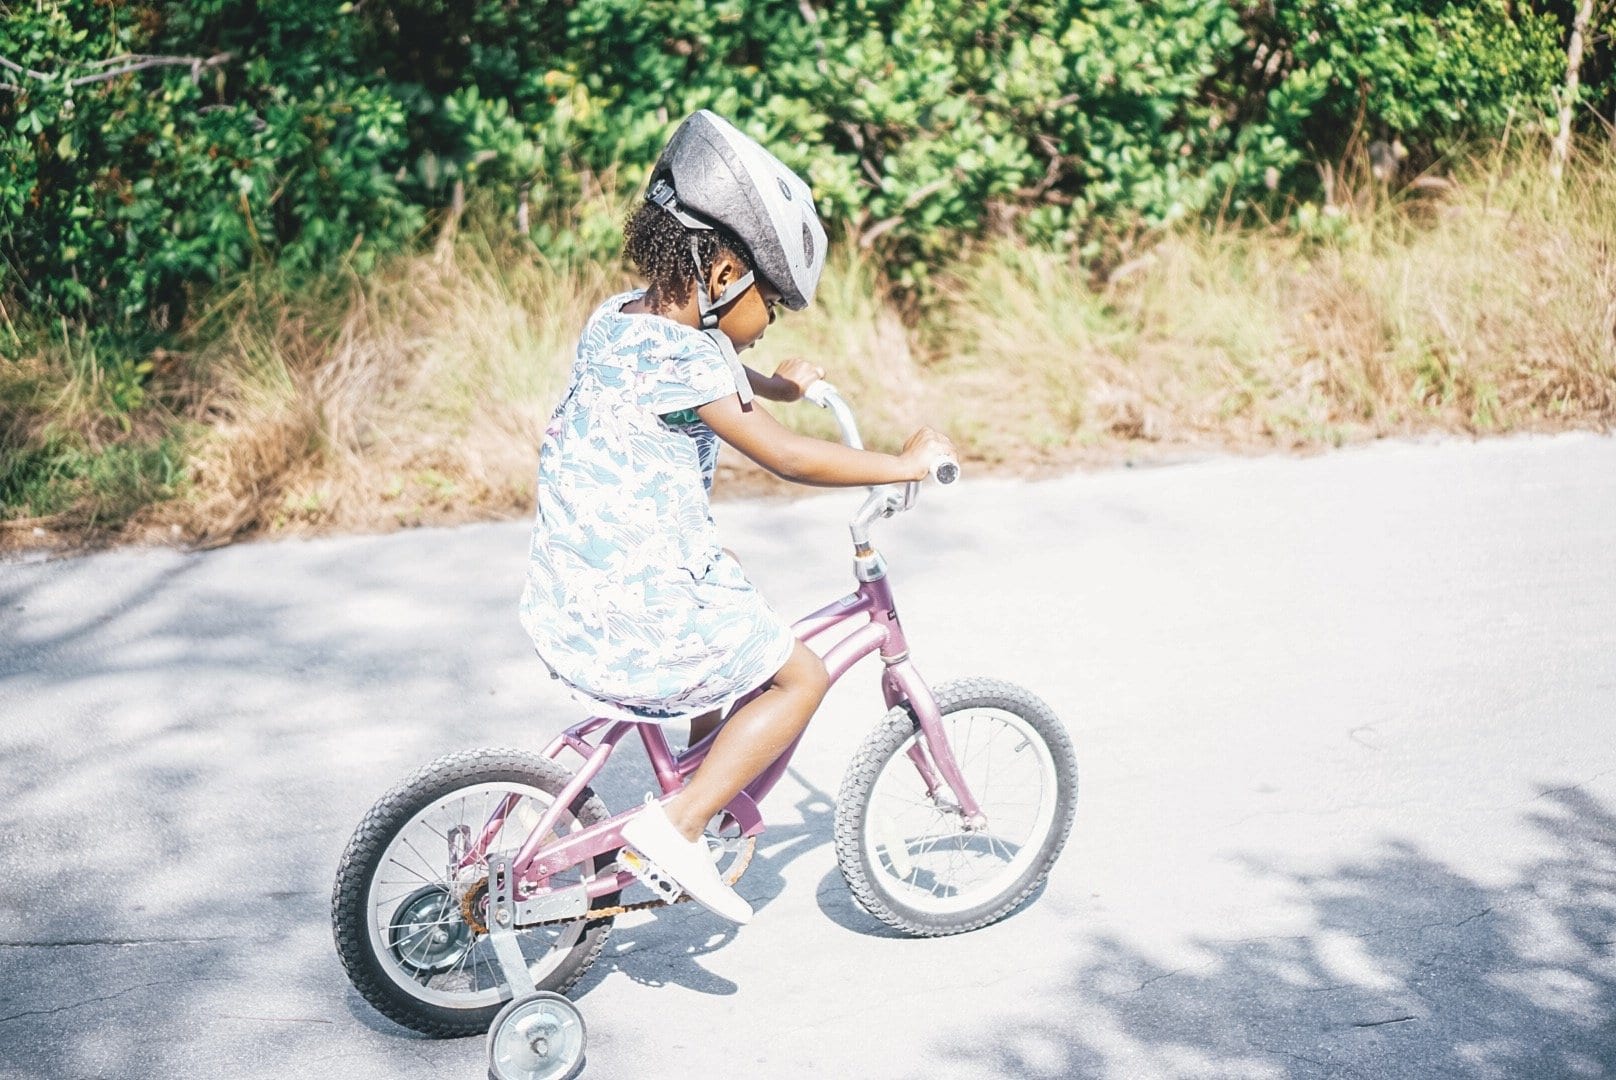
[686,709,722,749]
[664,640,828,841]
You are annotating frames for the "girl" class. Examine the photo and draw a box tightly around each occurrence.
[519,111,954,924]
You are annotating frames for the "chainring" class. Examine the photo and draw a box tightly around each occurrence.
[456,833,758,931]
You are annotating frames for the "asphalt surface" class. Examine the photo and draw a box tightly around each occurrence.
[2,432,1614,1080]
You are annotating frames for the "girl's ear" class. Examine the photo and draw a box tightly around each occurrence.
[707,249,743,296]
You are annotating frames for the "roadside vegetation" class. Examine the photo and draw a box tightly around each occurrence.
[5,144,1611,548]
[2,1,1613,548]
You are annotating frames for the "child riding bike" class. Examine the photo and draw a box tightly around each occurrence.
[517,110,955,925]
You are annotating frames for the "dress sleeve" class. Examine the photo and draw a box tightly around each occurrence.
[642,329,740,415]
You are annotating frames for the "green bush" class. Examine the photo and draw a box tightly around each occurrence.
[0,0,1608,332]
[0,427,187,526]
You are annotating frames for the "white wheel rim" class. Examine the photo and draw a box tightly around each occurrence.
[488,994,586,1080]
[861,707,1059,915]
[364,782,593,1010]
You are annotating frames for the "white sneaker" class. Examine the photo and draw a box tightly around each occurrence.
[620,799,753,925]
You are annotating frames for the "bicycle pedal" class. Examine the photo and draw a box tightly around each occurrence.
[619,847,685,904]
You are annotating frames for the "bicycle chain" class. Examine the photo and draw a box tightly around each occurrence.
[459,835,757,931]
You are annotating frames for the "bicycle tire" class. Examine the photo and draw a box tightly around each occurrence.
[834,678,1078,936]
[331,748,618,1037]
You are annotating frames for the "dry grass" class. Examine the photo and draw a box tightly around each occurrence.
[935,144,1616,457]
[4,146,1612,549]
[160,238,619,544]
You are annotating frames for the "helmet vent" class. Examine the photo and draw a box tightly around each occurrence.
[802,221,815,264]
[778,177,794,201]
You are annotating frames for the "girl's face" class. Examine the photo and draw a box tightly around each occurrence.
[709,255,781,352]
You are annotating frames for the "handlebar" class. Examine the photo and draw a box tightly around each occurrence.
[803,380,959,486]
[803,380,958,548]
[803,380,865,451]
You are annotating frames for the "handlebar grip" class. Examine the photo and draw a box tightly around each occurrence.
[803,380,836,408]
[931,457,960,485]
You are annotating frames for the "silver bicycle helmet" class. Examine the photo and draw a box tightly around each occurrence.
[646,110,828,321]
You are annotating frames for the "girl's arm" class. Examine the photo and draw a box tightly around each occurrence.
[745,358,822,403]
[696,394,952,487]
[744,365,798,403]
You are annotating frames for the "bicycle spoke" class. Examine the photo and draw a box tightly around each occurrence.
[858,705,1065,915]
[385,858,437,885]
[372,887,422,908]
[428,926,479,991]
[398,834,441,881]
[475,939,504,992]
[383,911,459,935]
[873,792,939,815]
[356,774,601,1019]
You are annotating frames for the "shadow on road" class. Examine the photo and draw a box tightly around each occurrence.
[5,517,1615,1078]
[568,768,845,999]
[933,785,1616,1080]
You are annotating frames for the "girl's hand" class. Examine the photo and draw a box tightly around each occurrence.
[771,358,826,402]
[898,427,957,482]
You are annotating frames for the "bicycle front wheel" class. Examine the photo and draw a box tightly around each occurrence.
[835,678,1078,936]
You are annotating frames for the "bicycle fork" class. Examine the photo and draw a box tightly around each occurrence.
[882,660,987,828]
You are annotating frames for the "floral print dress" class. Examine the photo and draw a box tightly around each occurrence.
[518,291,796,721]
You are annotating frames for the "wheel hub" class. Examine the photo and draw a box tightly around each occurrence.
[487,992,586,1080]
[387,885,475,976]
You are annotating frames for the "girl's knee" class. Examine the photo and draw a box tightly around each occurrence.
[778,641,828,700]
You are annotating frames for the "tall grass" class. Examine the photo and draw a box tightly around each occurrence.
[2,147,1612,548]
[939,144,1616,455]
[166,235,619,544]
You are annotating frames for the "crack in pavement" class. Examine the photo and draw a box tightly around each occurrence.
[1205,906,1495,952]
[1348,725,1381,750]
[1351,906,1497,940]
[1247,1042,1363,1077]
[1129,966,1191,993]
[0,936,228,949]
[218,1014,335,1025]
[1451,907,1494,928]
[1528,767,1616,804]
[0,976,226,1025]
[1352,1015,1418,1028]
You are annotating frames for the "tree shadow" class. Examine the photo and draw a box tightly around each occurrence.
[0,526,597,1077]
[569,766,842,999]
[937,786,1616,1080]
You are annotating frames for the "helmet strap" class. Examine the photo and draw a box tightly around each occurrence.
[647,179,757,406]
[704,326,755,407]
[688,237,756,406]
[688,236,755,330]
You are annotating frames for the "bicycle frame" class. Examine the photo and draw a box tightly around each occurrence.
[462,568,986,907]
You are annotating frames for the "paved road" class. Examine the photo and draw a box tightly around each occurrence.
[2,433,1614,1080]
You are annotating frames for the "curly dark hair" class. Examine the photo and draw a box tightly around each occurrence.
[623,201,755,312]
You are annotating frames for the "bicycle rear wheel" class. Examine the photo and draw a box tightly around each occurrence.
[834,678,1078,936]
[331,748,618,1037]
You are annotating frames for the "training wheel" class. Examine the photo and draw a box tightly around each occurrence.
[487,991,586,1080]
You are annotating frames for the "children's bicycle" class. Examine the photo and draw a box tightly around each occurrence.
[331,384,1079,1080]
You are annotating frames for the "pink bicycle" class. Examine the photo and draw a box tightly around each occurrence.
[331,385,1078,1080]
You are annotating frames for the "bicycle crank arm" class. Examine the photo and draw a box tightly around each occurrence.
[521,835,759,927]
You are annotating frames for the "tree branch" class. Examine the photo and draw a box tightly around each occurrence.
[1550,0,1594,183]
[0,51,233,92]
[69,52,234,87]
[0,56,51,80]
[857,175,953,248]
